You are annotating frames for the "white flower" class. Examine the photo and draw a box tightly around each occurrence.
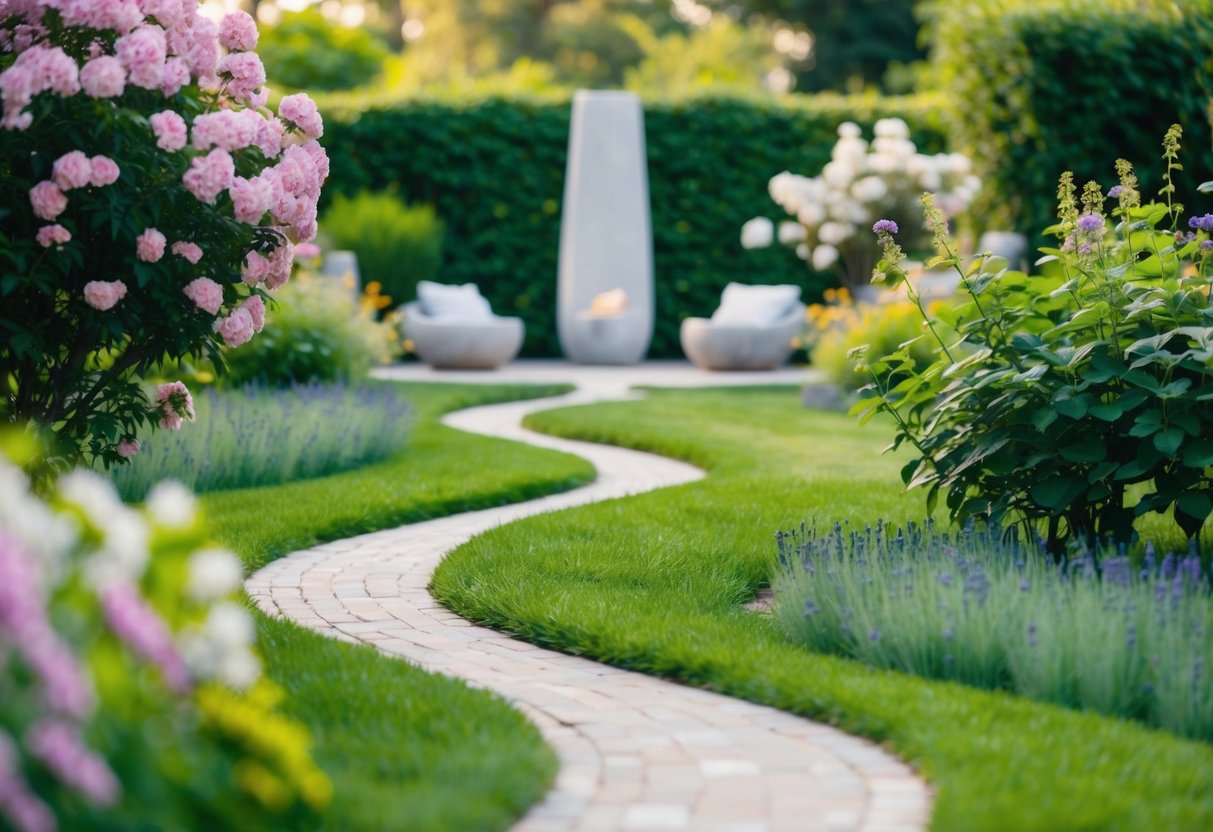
[874,117,910,140]
[146,480,196,528]
[822,161,853,189]
[919,168,942,192]
[60,470,149,588]
[0,459,77,580]
[831,136,868,169]
[740,216,775,249]
[817,221,853,246]
[947,152,973,175]
[837,121,862,139]
[812,244,839,270]
[205,602,255,649]
[795,243,811,260]
[851,175,888,204]
[868,151,899,176]
[187,548,244,601]
[219,647,261,690]
[778,222,807,245]
[797,203,826,227]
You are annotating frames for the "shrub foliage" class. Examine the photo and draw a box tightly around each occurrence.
[321,94,946,357]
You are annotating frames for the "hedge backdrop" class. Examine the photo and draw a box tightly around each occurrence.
[319,94,947,358]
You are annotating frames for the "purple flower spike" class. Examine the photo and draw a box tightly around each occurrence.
[1188,213,1213,232]
[1108,185,1124,199]
[1077,214,1103,232]
[872,219,899,235]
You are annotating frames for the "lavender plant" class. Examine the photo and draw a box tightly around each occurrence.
[107,382,411,500]
[772,520,1213,740]
[854,125,1213,551]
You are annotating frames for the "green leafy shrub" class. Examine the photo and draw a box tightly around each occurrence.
[320,93,947,357]
[773,520,1213,741]
[320,191,444,310]
[855,129,1213,550]
[930,0,1213,244]
[259,10,389,91]
[223,272,396,387]
[108,382,411,501]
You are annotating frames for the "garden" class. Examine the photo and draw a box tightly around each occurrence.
[2,0,1213,830]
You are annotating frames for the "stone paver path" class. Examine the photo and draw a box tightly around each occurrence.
[246,384,931,832]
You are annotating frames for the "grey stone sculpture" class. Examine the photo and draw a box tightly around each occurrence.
[557,90,654,364]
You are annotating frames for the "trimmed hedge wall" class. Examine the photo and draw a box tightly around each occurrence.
[933,0,1213,246]
[321,94,946,358]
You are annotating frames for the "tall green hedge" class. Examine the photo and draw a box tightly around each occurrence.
[931,0,1213,245]
[321,94,946,357]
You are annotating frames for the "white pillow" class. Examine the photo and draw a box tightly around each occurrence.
[417,281,493,321]
[710,283,801,326]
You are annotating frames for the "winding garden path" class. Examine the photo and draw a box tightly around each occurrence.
[246,378,931,832]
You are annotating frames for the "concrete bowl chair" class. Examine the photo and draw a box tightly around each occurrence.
[680,283,805,371]
[402,281,524,370]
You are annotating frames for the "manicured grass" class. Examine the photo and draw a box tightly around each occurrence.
[432,387,1213,831]
[203,381,594,831]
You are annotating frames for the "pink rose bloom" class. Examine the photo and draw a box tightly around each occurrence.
[0,46,80,129]
[159,56,189,96]
[0,64,35,129]
[90,155,120,186]
[135,227,166,262]
[36,224,71,248]
[241,250,268,285]
[79,55,125,98]
[171,240,203,264]
[116,25,167,90]
[254,116,283,158]
[229,175,271,224]
[139,0,185,30]
[83,280,127,311]
[241,294,265,332]
[52,150,92,190]
[278,93,323,140]
[116,439,140,458]
[182,148,234,204]
[294,242,321,259]
[56,0,142,34]
[264,242,293,290]
[171,15,220,78]
[29,180,67,220]
[217,51,263,102]
[218,11,257,52]
[214,306,255,347]
[155,380,194,430]
[182,276,223,314]
[191,108,258,152]
[148,109,187,151]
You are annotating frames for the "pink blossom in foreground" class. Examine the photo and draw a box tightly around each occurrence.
[79,55,125,98]
[182,276,223,314]
[101,583,192,694]
[26,720,120,805]
[241,250,268,285]
[89,155,120,187]
[29,181,66,220]
[182,148,234,204]
[229,175,271,224]
[52,151,92,190]
[155,380,194,430]
[35,224,71,249]
[214,306,255,347]
[191,108,259,152]
[115,24,167,90]
[171,240,202,264]
[158,56,189,96]
[0,46,80,130]
[135,228,166,262]
[216,51,264,102]
[148,109,186,151]
[278,93,322,140]
[241,294,265,333]
[264,242,293,289]
[53,0,142,35]
[170,15,219,78]
[140,0,186,32]
[294,242,321,259]
[83,280,127,311]
[116,439,140,459]
[218,11,258,52]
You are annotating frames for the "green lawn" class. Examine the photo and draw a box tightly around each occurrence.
[432,386,1213,831]
[204,381,594,831]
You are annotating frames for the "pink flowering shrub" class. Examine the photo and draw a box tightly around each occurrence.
[0,437,330,831]
[0,1,328,469]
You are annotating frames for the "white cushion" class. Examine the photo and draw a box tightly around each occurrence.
[416,281,493,322]
[710,283,801,327]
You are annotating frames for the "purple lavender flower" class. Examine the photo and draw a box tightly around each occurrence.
[1102,557,1132,588]
[872,219,899,235]
[938,571,952,587]
[1077,214,1103,232]
[868,629,881,643]
[1188,213,1213,232]
[101,584,192,694]
[1176,230,1197,244]
[1027,623,1038,648]
[1019,578,1031,592]
[1107,185,1123,199]
[1201,240,1213,251]
[0,730,55,832]
[25,720,119,805]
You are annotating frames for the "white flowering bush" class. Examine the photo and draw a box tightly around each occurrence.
[741,118,981,293]
[0,0,328,471]
[0,434,329,831]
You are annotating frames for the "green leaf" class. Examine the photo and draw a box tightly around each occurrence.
[1053,393,1089,420]
[1030,476,1086,511]
[1031,408,1059,431]
[1182,441,1213,468]
[1154,428,1184,456]
[1088,401,1124,422]
[1060,435,1106,463]
[1176,492,1212,522]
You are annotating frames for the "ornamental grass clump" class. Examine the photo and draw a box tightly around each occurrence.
[854,125,1213,551]
[0,1,328,471]
[772,520,1213,740]
[0,435,329,831]
[108,381,412,500]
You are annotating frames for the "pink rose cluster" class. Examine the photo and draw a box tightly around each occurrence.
[83,280,127,311]
[155,381,194,431]
[214,294,264,347]
[28,151,121,225]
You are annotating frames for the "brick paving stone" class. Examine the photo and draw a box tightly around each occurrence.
[247,383,931,831]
